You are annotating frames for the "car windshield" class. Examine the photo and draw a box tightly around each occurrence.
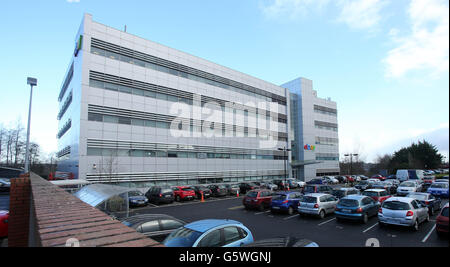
[161,189,173,194]
[400,182,415,187]
[129,191,143,197]
[362,191,378,197]
[218,185,227,189]
[407,194,427,200]
[333,190,345,198]
[338,199,359,207]
[163,227,203,247]
[358,181,368,185]
[272,194,287,201]
[302,196,317,203]
[382,201,410,210]
[304,186,316,193]
[182,188,193,191]
[431,183,448,189]
[246,191,258,198]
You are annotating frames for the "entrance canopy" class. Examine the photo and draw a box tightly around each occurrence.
[74,184,134,215]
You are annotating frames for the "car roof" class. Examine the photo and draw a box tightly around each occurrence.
[305,193,329,197]
[342,195,366,200]
[365,189,386,192]
[384,197,414,203]
[336,187,357,191]
[184,219,242,233]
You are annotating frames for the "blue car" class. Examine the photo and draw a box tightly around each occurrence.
[128,190,149,208]
[271,191,303,215]
[427,182,449,198]
[335,195,381,224]
[162,219,254,247]
[306,178,325,185]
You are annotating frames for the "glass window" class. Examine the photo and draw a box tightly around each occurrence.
[90,79,104,89]
[87,148,102,156]
[105,82,119,91]
[144,90,156,98]
[223,227,241,245]
[88,113,103,122]
[156,121,169,129]
[130,150,144,157]
[145,120,156,128]
[156,93,168,101]
[198,230,222,247]
[168,152,178,158]
[167,95,179,102]
[131,119,145,126]
[118,117,132,125]
[156,151,168,157]
[104,115,119,124]
[133,88,145,96]
[119,85,132,94]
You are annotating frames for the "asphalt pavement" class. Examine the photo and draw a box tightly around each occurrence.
[116,192,449,247]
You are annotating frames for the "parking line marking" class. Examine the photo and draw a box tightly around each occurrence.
[363,223,379,233]
[318,218,336,226]
[255,211,270,215]
[228,206,244,210]
[284,214,300,220]
[422,225,436,243]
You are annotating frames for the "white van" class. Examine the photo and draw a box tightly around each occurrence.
[396,169,424,182]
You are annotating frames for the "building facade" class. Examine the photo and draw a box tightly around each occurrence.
[282,78,340,181]
[56,14,292,188]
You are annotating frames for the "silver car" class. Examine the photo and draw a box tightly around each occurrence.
[260,182,278,191]
[397,181,422,196]
[298,193,338,219]
[378,197,429,231]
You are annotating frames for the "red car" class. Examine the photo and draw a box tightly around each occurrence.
[243,189,273,211]
[0,211,8,238]
[436,203,449,237]
[346,176,355,183]
[362,189,391,203]
[172,186,196,202]
[371,175,386,181]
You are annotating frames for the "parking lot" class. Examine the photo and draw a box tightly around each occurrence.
[115,188,449,247]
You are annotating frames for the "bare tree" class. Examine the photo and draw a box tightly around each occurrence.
[13,120,25,166]
[97,150,118,184]
[0,125,5,163]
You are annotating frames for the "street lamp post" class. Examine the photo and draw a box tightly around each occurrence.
[24,77,37,174]
[344,153,359,176]
[278,147,291,190]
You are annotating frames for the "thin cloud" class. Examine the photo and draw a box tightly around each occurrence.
[336,0,388,30]
[384,0,449,78]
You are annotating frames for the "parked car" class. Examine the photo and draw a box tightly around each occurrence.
[397,181,422,196]
[273,180,289,190]
[359,175,369,181]
[223,184,240,196]
[303,184,334,195]
[208,184,228,197]
[145,187,174,205]
[362,189,392,203]
[121,214,186,242]
[367,178,381,184]
[163,219,254,247]
[259,182,278,191]
[323,176,339,185]
[355,181,373,191]
[243,236,319,247]
[372,181,397,195]
[239,182,260,194]
[436,203,449,237]
[306,178,326,185]
[336,176,348,183]
[286,179,299,189]
[332,187,359,199]
[0,210,8,238]
[427,182,449,198]
[335,195,381,224]
[298,193,338,219]
[128,190,149,208]
[270,191,303,215]
[172,186,196,202]
[345,176,355,183]
[406,192,442,215]
[191,186,212,199]
[0,179,10,193]
[371,175,386,181]
[243,189,273,211]
[378,197,430,231]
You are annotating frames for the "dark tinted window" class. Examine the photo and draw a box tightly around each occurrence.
[161,188,173,194]
[441,207,449,217]
[339,199,359,207]
[303,196,317,203]
[223,227,241,245]
[129,191,143,197]
[246,191,258,198]
[198,230,222,247]
[382,201,410,210]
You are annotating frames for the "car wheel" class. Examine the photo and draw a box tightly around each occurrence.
[430,207,434,216]
[412,220,419,231]
[319,210,325,219]
[175,196,181,202]
[288,206,294,215]
[425,214,430,223]
[259,204,265,212]
[362,214,369,224]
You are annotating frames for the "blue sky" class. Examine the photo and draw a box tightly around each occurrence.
[0,0,448,162]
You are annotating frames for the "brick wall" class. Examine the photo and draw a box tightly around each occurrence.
[8,173,163,247]
[8,174,31,247]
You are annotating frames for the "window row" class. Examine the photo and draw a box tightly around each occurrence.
[314,108,337,117]
[57,120,72,139]
[91,46,283,104]
[316,156,339,161]
[87,112,288,142]
[315,125,338,132]
[87,147,287,161]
